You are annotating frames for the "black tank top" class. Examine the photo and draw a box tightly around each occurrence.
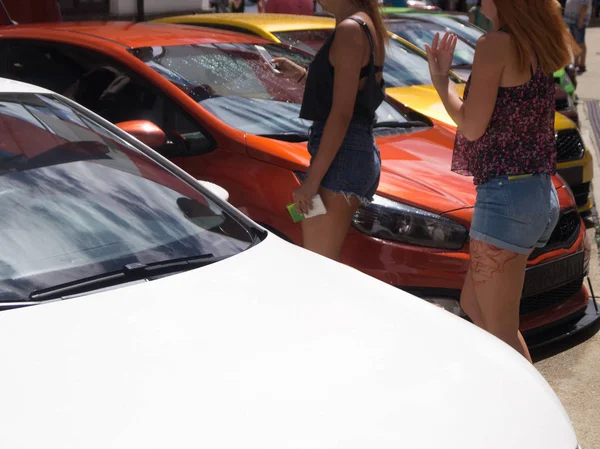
[299,17,385,124]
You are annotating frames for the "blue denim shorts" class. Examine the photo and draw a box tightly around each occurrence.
[308,121,381,204]
[568,23,586,44]
[470,173,560,254]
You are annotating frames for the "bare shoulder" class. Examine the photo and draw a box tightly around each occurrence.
[335,17,364,42]
[331,17,366,55]
[475,31,511,54]
[474,31,511,63]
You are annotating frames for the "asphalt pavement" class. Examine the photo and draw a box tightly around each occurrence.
[531,26,600,449]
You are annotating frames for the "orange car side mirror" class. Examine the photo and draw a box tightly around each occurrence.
[116,120,167,149]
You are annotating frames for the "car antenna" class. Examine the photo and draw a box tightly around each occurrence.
[0,0,17,25]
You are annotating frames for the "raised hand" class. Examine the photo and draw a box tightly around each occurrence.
[424,32,458,88]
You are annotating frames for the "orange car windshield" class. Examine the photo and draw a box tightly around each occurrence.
[133,43,414,137]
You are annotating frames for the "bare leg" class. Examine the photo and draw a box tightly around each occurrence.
[301,188,361,261]
[460,268,485,328]
[469,240,533,363]
[581,43,587,68]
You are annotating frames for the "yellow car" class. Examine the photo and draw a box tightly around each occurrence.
[154,13,594,215]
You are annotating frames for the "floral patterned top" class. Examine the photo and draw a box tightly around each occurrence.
[452,63,557,186]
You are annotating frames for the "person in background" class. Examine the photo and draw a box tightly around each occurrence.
[425,0,576,362]
[210,0,229,12]
[264,0,314,14]
[564,0,592,72]
[469,0,493,31]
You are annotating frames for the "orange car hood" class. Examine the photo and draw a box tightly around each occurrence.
[247,125,477,215]
[247,122,570,216]
[377,128,476,214]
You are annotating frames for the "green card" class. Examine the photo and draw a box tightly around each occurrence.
[286,202,305,223]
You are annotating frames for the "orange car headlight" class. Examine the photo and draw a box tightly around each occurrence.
[352,195,468,250]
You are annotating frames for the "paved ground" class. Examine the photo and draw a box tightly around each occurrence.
[531,26,600,449]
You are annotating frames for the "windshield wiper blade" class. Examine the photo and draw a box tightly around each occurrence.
[374,120,429,129]
[28,253,221,302]
[257,132,309,142]
[450,63,472,69]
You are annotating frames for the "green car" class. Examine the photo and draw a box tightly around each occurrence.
[554,67,576,97]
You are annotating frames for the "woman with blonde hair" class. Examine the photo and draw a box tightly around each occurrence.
[425,0,577,362]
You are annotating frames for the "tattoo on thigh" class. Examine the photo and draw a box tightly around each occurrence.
[470,240,519,286]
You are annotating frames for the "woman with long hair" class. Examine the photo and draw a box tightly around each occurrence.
[425,0,578,362]
[271,0,387,261]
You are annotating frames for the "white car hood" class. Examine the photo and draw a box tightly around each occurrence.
[0,234,575,449]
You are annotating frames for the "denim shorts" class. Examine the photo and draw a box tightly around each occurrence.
[308,121,381,204]
[568,23,586,44]
[470,173,560,254]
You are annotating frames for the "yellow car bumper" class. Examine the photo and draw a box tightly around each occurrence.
[387,85,594,215]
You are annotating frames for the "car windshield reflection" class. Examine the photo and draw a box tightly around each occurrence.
[133,43,425,137]
[273,29,462,86]
[0,93,255,302]
[386,21,475,67]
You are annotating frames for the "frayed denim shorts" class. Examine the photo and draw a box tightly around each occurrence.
[308,121,381,204]
[470,173,560,254]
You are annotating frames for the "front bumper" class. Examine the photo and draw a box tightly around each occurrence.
[524,293,600,350]
[557,148,594,215]
[340,206,590,344]
[401,282,600,349]
[558,108,580,128]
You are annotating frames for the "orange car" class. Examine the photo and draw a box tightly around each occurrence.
[0,22,595,347]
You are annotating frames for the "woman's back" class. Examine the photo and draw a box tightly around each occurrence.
[452,30,556,185]
[299,14,385,124]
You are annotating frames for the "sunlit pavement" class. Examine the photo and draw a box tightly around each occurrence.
[532,26,600,449]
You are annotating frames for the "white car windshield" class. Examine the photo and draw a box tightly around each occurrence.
[0,93,255,302]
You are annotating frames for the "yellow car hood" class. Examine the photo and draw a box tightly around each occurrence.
[387,84,577,131]
[386,84,464,128]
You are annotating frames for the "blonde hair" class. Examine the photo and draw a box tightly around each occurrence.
[496,0,578,74]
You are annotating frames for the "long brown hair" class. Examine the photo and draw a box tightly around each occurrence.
[496,0,578,74]
[355,0,389,48]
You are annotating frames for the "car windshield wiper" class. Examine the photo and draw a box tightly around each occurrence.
[257,132,309,142]
[374,120,429,128]
[28,253,225,302]
[450,63,472,69]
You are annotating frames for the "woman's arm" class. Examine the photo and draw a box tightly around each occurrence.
[426,32,505,141]
[271,58,308,85]
[293,20,366,213]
